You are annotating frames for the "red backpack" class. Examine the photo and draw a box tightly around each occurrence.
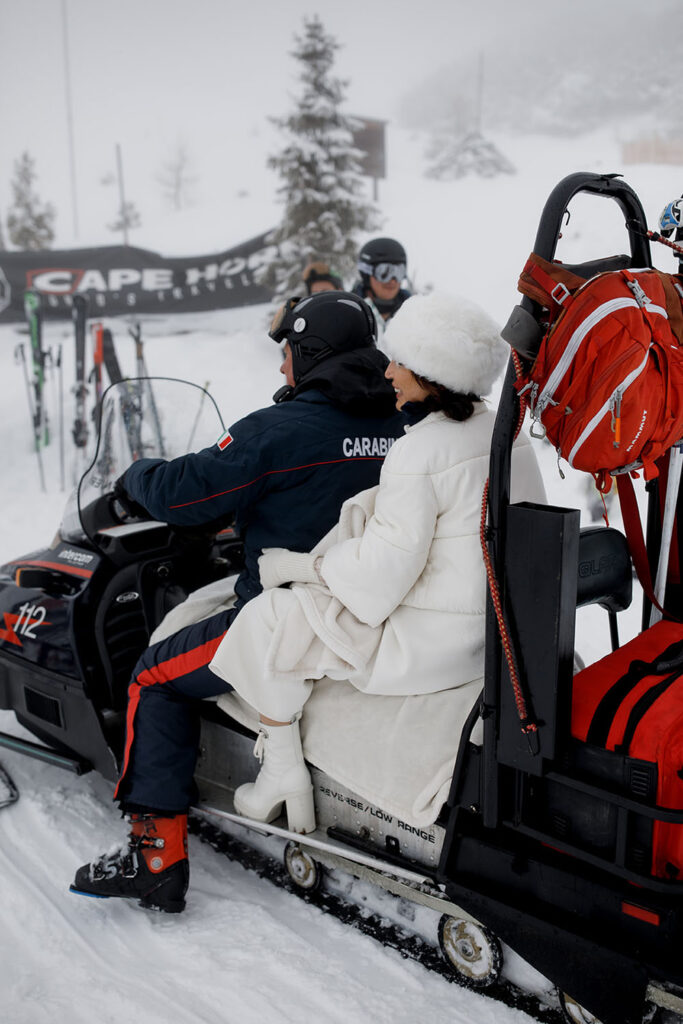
[515,254,683,489]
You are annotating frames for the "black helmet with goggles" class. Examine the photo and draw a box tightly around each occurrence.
[269,291,376,383]
[357,237,407,286]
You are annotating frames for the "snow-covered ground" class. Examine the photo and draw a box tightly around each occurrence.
[0,127,680,1023]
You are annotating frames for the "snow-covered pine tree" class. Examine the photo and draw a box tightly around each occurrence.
[425,129,516,181]
[7,152,56,250]
[261,15,378,302]
[424,54,515,182]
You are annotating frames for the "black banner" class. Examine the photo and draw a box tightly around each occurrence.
[0,231,276,324]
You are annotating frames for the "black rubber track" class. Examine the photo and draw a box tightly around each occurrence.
[188,813,565,1024]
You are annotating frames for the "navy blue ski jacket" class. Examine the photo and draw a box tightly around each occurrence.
[123,388,405,611]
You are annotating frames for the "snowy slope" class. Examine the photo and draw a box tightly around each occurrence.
[0,127,680,1023]
[3,751,537,1024]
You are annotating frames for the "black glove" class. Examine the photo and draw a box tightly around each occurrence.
[111,474,148,521]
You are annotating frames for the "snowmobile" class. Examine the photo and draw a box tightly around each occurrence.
[2,173,683,1024]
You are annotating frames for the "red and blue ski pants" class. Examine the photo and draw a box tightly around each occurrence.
[114,607,236,814]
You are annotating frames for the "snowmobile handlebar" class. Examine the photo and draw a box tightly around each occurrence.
[78,492,140,538]
[79,490,236,551]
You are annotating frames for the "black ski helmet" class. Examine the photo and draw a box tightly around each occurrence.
[357,237,407,280]
[269,291,376,383]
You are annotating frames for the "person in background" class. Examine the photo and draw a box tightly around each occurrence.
[70,290,406,914]
[352,236,412,341]
[658,196,683,255]
[302,260,343,295]
[210,291,545,835]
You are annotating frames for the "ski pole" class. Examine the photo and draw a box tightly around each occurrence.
[57,342,65,491]
[14,343,46,492]
[649,442,683,626]
[186,381,211,450]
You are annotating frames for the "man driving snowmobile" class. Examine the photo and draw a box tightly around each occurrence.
[70,290,406,913]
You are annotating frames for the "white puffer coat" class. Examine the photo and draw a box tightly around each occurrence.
[210,406,545,721]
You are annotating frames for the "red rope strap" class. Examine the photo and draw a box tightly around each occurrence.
[480,480,537,740]
[648,229,683,259]
[511,350,527,439]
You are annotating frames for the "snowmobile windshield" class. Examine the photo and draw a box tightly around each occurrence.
[76,377,225,538]
[59,488,85,544]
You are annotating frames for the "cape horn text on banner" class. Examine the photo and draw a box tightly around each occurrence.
[0,232,277,323]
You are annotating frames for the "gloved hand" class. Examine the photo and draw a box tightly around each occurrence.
[111,474,148,521]
[259,548,321,590]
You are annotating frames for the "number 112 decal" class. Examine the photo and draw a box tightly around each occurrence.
[14,602,47,638]
[0,603,50,648]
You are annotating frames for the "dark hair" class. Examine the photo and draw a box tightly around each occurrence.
[412,373,479,422]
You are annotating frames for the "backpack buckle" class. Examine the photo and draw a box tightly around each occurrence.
[625,277,650,308]
[551,282,570,305]
[529,416,547,440]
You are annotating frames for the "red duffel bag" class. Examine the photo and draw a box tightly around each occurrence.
[571,619,683,879]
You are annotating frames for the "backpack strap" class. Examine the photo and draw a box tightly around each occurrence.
[517,253,586,321]
[615,473,666,617]
[658,271,683,345]
[617,668,682,753]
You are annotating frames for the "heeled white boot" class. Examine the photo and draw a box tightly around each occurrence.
[233,715,316,834]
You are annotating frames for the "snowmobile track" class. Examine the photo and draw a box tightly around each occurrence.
[188,813,565,1024]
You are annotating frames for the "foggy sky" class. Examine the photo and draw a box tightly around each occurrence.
[1,0,677,246]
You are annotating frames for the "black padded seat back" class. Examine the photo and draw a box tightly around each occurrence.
[576,526,632,614]
[559,253,632,279]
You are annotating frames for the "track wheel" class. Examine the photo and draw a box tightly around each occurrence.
[559,992,602,1023]
[559,992,660,1024]
[437,915,502,989]
[284,841,322,893]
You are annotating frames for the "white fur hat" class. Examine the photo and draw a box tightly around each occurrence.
[383,291,507,396]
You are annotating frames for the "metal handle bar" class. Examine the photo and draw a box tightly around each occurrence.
[529,171,651,267]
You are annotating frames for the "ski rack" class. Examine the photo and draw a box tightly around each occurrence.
[433,173,683,1024]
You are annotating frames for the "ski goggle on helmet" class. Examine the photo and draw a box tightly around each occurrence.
[358,259,407,284]
[659,197,683,239]
[269,296,302,342]
[268,292,376,382]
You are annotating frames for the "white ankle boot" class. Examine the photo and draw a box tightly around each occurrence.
[233,715,316,834]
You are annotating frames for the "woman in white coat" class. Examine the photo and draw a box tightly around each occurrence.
[210,291,545,833]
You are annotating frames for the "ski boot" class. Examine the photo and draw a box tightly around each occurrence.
[70,813,189,913]
[234,715,316,834]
